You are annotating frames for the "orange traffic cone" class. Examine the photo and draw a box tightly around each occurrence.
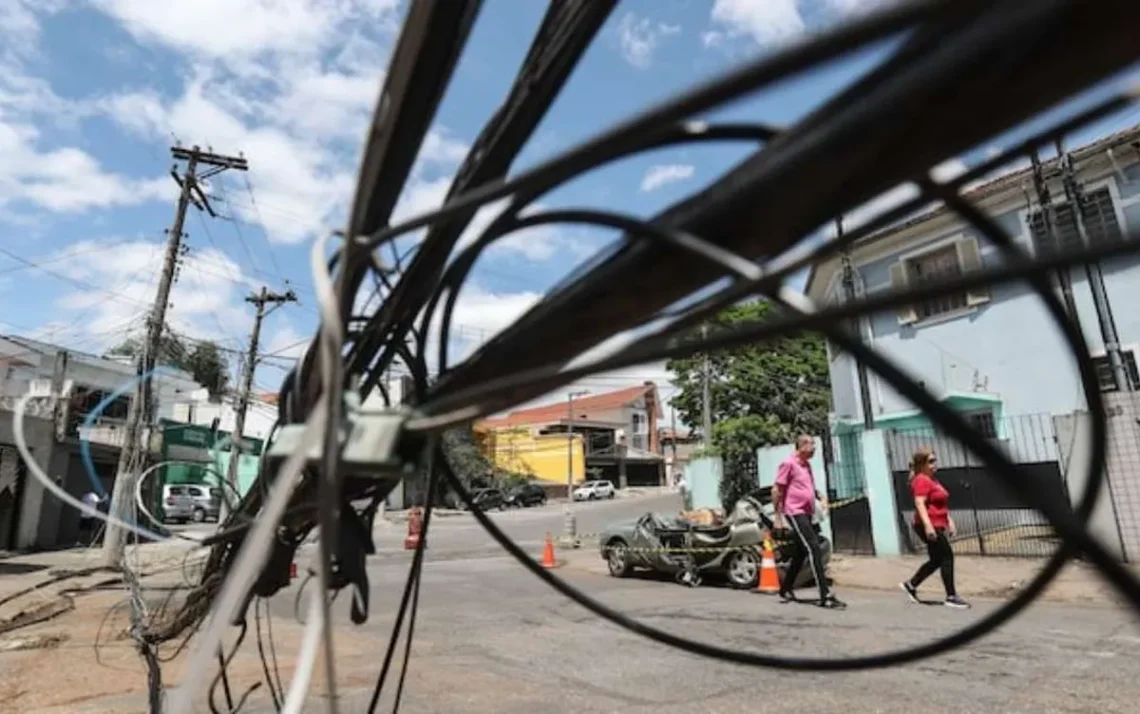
[541,532,557,569]
[755,540,780,594]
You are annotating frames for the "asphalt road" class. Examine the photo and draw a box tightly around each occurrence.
[369,491,686,562]
[230,490,1140,714]
[253,549,1140,714]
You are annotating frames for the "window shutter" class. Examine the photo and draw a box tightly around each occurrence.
[889,261,919,325]
[956,236,990,306]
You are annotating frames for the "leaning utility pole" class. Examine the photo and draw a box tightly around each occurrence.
[223,286,297,519]
[837,217,875,429]
[103,146,248,566]
[1056,138,1130,392]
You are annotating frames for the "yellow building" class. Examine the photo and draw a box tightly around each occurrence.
[474,424,586,484]
[475,383,666,489]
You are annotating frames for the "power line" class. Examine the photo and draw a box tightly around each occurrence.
[0,245,152,308]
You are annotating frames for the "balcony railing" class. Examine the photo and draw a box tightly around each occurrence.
[76,420,161,452]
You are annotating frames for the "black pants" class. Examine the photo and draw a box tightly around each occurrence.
[782,514,830,600]
[909,524,957,597]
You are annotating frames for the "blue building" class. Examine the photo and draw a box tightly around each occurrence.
[807,124,1140,444]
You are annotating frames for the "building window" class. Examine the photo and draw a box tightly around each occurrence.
[890,237,990,326]
[631,412,646,434]
[910,245,967,319]
[1091,350,1140,392]
[1028,186,1123,258]
[962,409,997,439]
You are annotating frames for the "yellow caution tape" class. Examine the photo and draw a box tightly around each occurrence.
[552,495,867,550]
[596,543,765,555]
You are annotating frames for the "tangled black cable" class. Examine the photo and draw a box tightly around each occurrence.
[174,0,1140,710]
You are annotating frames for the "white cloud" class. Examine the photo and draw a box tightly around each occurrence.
[0,121,174,213]
[640,163,696,192]
[90,0,400,63]
[617,12,681,69]
[709,0,805,47]
[701,31,726,49]
[262,322,309,360]
[0,4,172,217]
[707,0,897,48]
[42,238,256,353]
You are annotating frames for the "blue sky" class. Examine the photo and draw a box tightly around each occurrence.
[2,0,1138,412]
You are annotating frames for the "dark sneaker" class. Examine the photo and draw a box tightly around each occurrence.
[944,595,970,609]
[900,581,919,604]
[778,590,797,604]
[819,595,847,610]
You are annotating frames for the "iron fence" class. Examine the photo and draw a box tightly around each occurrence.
[887,413,1070,558]
[825,430,874,554]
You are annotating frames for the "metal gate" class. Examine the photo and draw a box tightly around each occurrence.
[885,414,1068,558]
[0,445,26,551]
[823,431,874,554]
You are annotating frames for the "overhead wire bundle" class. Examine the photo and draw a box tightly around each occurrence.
[116,0,1140,711]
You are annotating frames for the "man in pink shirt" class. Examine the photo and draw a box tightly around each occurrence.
[772,434,845,609]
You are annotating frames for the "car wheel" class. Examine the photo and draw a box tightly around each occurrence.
[725,548,761,590]
[607,491,615,499]
[191,507,206,523]
[606,540,632,578]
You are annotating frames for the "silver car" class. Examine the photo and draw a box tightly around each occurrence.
[162,484,221,523]
[597,496,831,590]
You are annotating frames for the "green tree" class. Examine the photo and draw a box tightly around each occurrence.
[666,300,831,510]
[106,334,231,399]
[184,341,229,398]
[437,427,531,506]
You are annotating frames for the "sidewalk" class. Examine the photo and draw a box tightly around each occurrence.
[557,549,1132,605]
[0,541,202,606]
[829,554,1135,605]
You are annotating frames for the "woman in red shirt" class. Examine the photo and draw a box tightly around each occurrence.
[900,448,970,609]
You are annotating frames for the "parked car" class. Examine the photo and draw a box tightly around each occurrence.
[572,480,615,501]
[162,484,222,523]
[463,487,507,511]
[596,495,832,590]
[505,483,547,508]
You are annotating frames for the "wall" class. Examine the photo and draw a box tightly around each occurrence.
[169,398,277,441]
[687,456,722,510]
[1053,392,1140,561]
[485,427,585,484]
[828,166,1140,422]
[1052,409,1127,560]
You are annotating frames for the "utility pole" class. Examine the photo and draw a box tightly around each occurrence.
[700,323,713,449]
[223,286,297,519]
[565,389,588,541]
[1029,149,1082,322]
[837,217,875,429]
[669,407,678,485]
[103,146,248,566]
[1056,139,1130,392]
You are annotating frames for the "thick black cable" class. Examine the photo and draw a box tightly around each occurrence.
[410,218,1140,431]
[419,1,1140,403]
[254,598,281,711]
[208,621,248,714]
[365,443,438,714]
[353,0,619,404]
